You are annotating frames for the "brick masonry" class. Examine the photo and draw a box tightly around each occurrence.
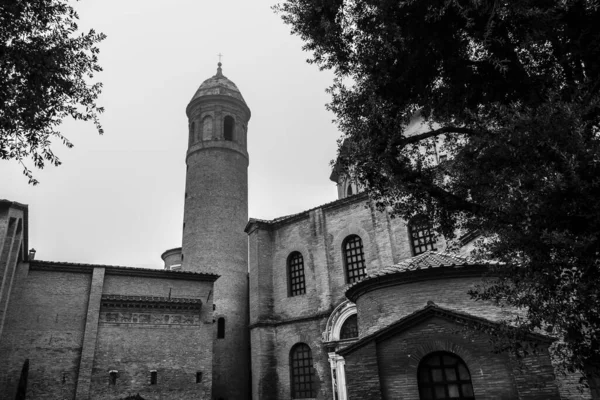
[0,253,216,400]
[343,316,561,400]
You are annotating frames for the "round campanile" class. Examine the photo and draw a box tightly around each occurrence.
[183,63,250,400]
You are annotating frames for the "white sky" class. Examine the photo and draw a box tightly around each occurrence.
[0,0,342,268]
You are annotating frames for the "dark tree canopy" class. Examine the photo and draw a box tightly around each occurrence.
[0,0,105,184]
[276,0,600,379]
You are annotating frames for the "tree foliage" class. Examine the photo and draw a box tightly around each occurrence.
[276,0,600,378]
[0,0,105,184]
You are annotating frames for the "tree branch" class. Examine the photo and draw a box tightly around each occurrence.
[394,126,477,147]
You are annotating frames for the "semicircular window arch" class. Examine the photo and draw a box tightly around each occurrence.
[418,351,475,400]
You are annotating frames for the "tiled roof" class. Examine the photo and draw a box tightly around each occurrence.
[347,251,494,290]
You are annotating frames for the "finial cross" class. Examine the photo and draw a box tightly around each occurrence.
[218,53,224,63]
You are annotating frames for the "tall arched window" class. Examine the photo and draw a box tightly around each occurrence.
[189,121,195,146]
[339,314,358,339]
[202,116,213,141]
[409,215,437,256]
[343,235,367,284]
[224,115,234,141]
[217,317,225,339]
[347,184,353,197]
[290,343,316,398]
[418,352,475,400]
[288,252,306,297]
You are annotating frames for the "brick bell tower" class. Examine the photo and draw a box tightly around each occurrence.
[183,62,250,400]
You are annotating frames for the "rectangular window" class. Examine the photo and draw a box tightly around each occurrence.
[150,370,157,385]
[196,371,203,383]
[288,252,306,296]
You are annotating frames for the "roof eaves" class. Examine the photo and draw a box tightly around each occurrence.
[246,193,369,233]
[338,304,552,357]
[29,260,219,282]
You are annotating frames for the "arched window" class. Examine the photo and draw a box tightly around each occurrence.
[409,215,437,256]
[339,314,358,339]
[290,343,316,399]
[189,121,195,146]
[202,116,213,140]
[288,252,306,297]
[343,235,367,284]
[224,115,234,141]
[418,352,475,400]
[347,184,353,196]
[217,317,225,339]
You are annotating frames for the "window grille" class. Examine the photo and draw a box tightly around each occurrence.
[343,235,367,284]
[418,352,475,400]
[288,252,306,296]
[409,216,437,256]
[339,314,358,339]
[290,343,316,398]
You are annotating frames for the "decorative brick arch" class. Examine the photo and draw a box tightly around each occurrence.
[276,238,312,297]
[406,339,486,397]
[332,224,379,275]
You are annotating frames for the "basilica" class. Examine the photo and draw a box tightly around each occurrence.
[0,64,593,399]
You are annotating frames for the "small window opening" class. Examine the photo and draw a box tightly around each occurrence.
[196,371,203,383]
[109,370,118,385]
[217,317,225,339]
[62,372,67,384]
[202,115,213,140]
[347,184,353,196]
[189,122,195,146]
[150,370,157,385]
[224,116,234,141]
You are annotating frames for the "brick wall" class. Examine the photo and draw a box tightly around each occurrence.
[344,341,383,399]
[0,263,216,400]
[0,268,91,400]
[247,196,441,400]
[355,276,516,338]
[343,316,563,400]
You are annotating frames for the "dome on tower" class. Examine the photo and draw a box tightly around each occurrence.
[190,62,246,104]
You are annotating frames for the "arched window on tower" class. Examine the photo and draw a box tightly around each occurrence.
[409,215,437,256]
[189,121,195,146]
[347,184,353,197]
[343,235,367,284]
[418,352,475,399]
[217,317,225,339]
[202,116,213,141]
[223,115,235,140]
[339,314,358,339]
[290,343,316,399]
[224,115,234,141]
[288,251,306,297]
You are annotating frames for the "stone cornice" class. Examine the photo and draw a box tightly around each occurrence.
[101,294,202,311]
[29,260,219,282]
[249,311,331,329]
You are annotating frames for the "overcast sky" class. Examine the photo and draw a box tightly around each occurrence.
[0,0,342,268]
